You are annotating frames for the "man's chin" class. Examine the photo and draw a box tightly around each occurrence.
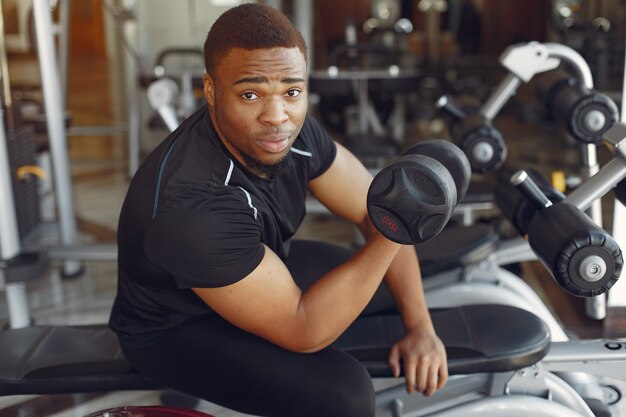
[243,151,293,178]
[265,151,290,165]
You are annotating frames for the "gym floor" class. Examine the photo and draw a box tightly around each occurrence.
[1,47,625,417]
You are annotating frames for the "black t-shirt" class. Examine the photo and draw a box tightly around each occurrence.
[109,107,337,348]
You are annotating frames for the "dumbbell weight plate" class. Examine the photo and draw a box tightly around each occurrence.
[367,154,456,244]
[402,139,471,202]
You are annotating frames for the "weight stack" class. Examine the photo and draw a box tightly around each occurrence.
[6,126,41,241]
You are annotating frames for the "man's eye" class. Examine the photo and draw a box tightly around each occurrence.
[285,89,301,97]
[242,92,259,100]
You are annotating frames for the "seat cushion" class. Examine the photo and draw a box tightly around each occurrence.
[0,325,161,395]
[335,304,551,377]
[417,223,498,276]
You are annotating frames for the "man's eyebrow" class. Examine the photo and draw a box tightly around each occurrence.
[282,77,306,84]
[233,76,306,85]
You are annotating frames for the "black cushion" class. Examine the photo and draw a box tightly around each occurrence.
[417,224,498,276]
[0,325,161,395]
[0,305,550,395]
[335,304,551,377]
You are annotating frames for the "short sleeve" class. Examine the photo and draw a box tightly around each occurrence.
[296,115,337,179]
[144,187,265,289]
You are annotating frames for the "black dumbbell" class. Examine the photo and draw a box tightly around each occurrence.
[402,139,471,204]
[437,94,507,173]
[513,170,623,297]
[536,70,618,144]
[367,140,469,244]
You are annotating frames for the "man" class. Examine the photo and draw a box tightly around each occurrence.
[110,3,447,416]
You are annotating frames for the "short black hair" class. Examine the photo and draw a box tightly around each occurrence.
[204,3,307,77]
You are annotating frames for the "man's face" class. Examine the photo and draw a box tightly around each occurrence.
[203,47,308,178]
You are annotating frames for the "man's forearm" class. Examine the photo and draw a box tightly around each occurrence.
[384,245,434,331]
[359,219,433,331]
[297,233,401,351]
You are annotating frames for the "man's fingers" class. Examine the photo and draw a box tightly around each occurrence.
[415,357,448,396]
[414,359,429,394]
[423,365,439,396]
[388,346,401,378]
[403,358,417,394]
[438,362,449,389]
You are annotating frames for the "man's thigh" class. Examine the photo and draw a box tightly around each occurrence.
[123,313,375,417]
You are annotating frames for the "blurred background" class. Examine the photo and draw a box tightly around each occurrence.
[1,0,626,416]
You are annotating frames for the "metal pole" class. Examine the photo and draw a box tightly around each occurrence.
[0,98,31,330]
[265,0,283,11]
[545,42,595,89]
[563,158,626,213]
[293,0,313,69]
[480,74,522,121]
[58,0,71,110]
[0,0,33,328]
[0,0,19,261]
[0,117,20,261]
[33,0,82,276]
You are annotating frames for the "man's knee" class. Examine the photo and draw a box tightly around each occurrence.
[330,374,375,416]
[313,360,375,417]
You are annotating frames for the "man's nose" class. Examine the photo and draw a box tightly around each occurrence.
[260,97,289,126]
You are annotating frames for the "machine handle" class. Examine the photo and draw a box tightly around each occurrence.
[511,170,553,211]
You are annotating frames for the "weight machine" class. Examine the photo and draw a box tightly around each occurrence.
[438,41,621,320]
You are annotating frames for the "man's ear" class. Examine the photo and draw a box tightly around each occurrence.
[203,72,215,106]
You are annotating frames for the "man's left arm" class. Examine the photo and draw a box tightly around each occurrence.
[309,142,448,396]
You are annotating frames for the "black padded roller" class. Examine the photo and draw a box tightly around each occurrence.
[527,203,623,297]
[456,121,507,173]
[495,168,565,235]
[536,70,618,144]
[536,71,576,106]
[437,95,507,173]
[567,92,618,144]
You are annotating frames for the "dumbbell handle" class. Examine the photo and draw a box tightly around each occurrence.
[511,170,553,211]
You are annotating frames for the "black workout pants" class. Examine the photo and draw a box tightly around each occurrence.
[122,240,397,417]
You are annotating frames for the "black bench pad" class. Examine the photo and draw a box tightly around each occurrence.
[417,224,498,277]
[0,325,161,395]
[0,304,550,396]
[336,304,550,377]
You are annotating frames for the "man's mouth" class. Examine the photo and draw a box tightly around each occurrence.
[256,134,291,153]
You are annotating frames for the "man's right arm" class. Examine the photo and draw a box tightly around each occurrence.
[193,235,400,353]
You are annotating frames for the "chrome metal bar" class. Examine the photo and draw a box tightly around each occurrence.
[0,116,20,260]
[33,0,82,275]
[563,158,626,211]
[480,73,521,120]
